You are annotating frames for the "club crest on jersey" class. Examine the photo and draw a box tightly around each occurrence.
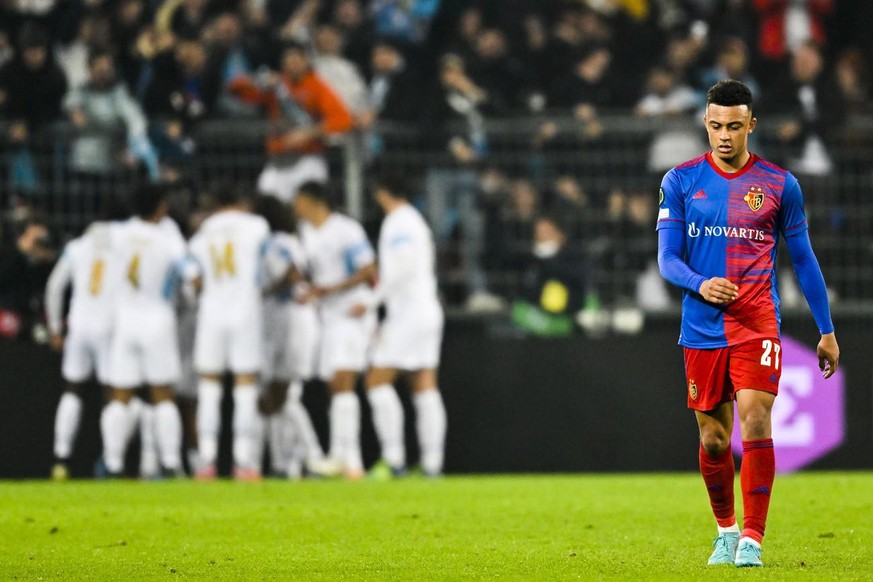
[744,186,765,212]
[688,380,698,400]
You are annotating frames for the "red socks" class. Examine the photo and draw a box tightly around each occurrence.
[699,444,737,528]
[740,439,775,543]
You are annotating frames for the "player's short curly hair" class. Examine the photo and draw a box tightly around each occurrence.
[706,80,753,109]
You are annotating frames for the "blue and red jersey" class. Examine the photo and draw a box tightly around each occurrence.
[656,152,808,348]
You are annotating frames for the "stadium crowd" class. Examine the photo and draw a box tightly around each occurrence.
[2,0,873,329]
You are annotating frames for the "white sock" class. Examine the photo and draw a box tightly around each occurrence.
[285,381,324,462]
[329,391,362,471]
[740,537,761,548]
[197,379,223,466]
[718,523,740,534]
[367,384,406,468]
[100,400,135,474]
[53,392,82,460]
[233,385,262,471]
[414,389,447,475]
[154,400,183,471]
[133,399,159,477]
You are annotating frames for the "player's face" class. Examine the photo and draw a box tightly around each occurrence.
[293,195,313,221]
[704,104,756,163]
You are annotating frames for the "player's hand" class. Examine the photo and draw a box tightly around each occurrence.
[348,304,367,318]
[698,277,739,305]
[817,332,840,379]
[49,333,64,352]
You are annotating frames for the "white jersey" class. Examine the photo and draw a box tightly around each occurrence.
[188,210,270,319]
[45,221,119,336]
[113,217,187,317]
[299,213,375,318]
[376,204,441,315]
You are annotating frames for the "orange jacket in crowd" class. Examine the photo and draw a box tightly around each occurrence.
[229,69,353,156]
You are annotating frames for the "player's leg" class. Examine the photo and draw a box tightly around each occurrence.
[286,305,324,470]
[195,372,222,479]
[686,346,740,565]
[365,366,406,476]
[283,378,324,475]
[129,395,159,479]
[102,333,142,476]
[100,387,137,476]
[411,368,447,477]
[53,331,92,478]
[262,379,292,476]
[734,388,776,567]
[149,385,184,475]
[229,372,263,480]
[327,370,364,479]
[52,383,84,480]
[193,318,225,478]
[731,338,781,567]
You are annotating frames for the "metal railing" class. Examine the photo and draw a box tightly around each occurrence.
[2,114,872,310]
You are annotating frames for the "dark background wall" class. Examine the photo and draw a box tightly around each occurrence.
[2,314,871,478]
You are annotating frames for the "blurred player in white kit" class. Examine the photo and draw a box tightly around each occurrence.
[187,186,270,480]
[45,200,127,479]
[355,176,447,478]
[294,181,376,479]
[255,195,324,477]
[102,184,187,477]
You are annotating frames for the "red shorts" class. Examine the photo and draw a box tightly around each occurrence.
[683,338,782,411]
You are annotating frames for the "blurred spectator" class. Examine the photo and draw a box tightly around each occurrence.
[63,50,159,180]
[548,175,590,215]
[56,11,114,91]
[371,0,440,47]
[447,6,481,64]
[313,23,369,119]
[423,53,498,311]
[332,0,376,72]
[157,0,219,40]
[144,39,221,124]
[834,48,871,115]
[635,66,699,117]
[0,30,13,68]
[112,0,154,91]
[228,42,353,202]
[465,28,528,115]
[511,214,590,337]
[548,46,612,139]
[636,65,706,173]
[143,38,221,165]
[0,25,68,193]
[698,37,761,102]
[765,41,845,176]
[362,39,418,159]
[0,214,56,341]
[752,0,834,65]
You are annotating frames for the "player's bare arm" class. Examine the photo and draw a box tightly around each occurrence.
[698,277,739,305]
[817,332,840,379]
[315,262,377,296]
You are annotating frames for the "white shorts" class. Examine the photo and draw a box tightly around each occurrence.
[318,312,375,380]
[262,301,292,381]
[62,326,112,384]
[289,303,320,381]
[195,311,263,375]
[257,156,328,203]
[175,305,199,398]
[371,306,444,371]
[108,313,181,388]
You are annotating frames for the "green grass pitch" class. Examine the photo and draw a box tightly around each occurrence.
[1,473,871,580]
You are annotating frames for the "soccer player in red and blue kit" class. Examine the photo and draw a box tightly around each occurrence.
[656,80,840,568]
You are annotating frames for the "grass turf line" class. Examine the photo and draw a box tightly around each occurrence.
[0,473,871,580]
